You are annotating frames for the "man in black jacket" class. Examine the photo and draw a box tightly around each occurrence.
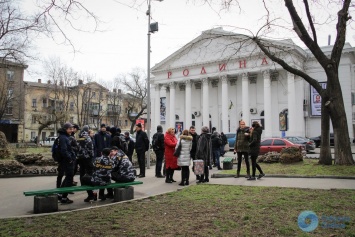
[58,123,76,204]
[152,125,165,178]
[135,123,149,178]
[94,124,112,157]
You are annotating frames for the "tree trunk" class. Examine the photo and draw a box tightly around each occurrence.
[327,74,354,165]
[319,100,332,165]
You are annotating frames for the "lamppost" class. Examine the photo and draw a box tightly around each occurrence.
[146,0,162,169]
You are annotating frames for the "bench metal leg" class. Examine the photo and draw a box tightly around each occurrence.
[113,186,134,202]
[34,195,58,214]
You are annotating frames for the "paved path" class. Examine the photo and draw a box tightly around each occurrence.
[1,151,355,218]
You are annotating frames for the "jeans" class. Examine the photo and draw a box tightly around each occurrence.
[213,149,221,168]
[154,150,164,176]
[60,160,75,198]
[237,152,250,174]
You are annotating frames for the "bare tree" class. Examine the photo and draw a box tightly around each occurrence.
[35,57,78,145]
[116,68,147,133]
[0,0,99,64]
[201,0,354,165]
[105,79,123,128]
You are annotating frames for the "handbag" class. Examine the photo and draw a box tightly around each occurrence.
[173,139,182,157]
[193,159,204,175]
[224,143,230,152]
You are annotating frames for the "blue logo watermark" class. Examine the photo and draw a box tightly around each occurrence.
[298,211,319,232]
[298,211,350,232]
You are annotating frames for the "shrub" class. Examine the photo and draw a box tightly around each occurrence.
[279,147,303,164]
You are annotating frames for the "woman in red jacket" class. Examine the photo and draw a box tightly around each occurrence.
[164,127,178,183]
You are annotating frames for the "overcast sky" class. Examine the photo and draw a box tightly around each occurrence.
[23,0,355,84]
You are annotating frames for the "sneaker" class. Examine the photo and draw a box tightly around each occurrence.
[155,174,165,178]
[84,195,97,202]
[61,198,74,204]
[138,174,145,178]
[99,195,106,201]
[258,173,265,179]
[247,177,256,181]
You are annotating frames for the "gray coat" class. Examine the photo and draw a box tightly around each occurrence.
[195,133,212,166]
[176,135,192,166]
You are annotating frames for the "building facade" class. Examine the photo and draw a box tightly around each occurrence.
[0,60,27,142]
[151,28,355,138]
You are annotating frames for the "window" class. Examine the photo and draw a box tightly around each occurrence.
[70,102,74,111]
[42,98,47,108]
[32,99,37,108]
[125,120,128,126]
[117,120,121,126]
[5,100,12,114]
[273,139,286,146]
[69,117,74,124]
[261,139,272,146]
[92,92,96,98]
[7,89,13,98]
[31,115,36,124]
[31,131,36,139]
[7,70,14,80]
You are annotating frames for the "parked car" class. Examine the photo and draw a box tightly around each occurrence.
[259,138,305,155]
[39,136,57,146]
[283,136,316,153]
[309,133,334,148]
[224,132,236,150]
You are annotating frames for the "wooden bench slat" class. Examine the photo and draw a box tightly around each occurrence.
[24,181,143,196]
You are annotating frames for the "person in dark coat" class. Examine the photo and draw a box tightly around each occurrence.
[234,120,251,178]
[247,121,265,181]
[123,132,135,163]
[57,123,76,204]
[220,132,228,156]
[152,125,165,178]
[211,131,223,170]
[134,123,149,178]
[164,127,178,183]
[189,126,200,180]
[94,124,112,157]
[195,126,212,183]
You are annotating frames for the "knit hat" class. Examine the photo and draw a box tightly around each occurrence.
[100,124,106,128]
[73,124,80,130]
[111,146,119,151]
[82,125,89,132]
[110,127,117,135]
[63,123,73,130]
[201,126,209,133]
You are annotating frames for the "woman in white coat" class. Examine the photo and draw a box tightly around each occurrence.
[176,129,193,186]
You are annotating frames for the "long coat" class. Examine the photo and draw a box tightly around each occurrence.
[164,132,178,169]
[176,135,192,167]
[249,126,263,157]
[234,127,250,153]
[195,133,212,166]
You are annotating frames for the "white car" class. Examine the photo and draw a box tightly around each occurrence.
[39,136,57,146]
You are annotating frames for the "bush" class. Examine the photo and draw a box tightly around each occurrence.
[257,152,280,163]
[279,147,303,164]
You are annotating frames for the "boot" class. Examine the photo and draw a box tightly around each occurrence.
[234,170,240,178]
[165,169,172,183]
[245,171,251,179]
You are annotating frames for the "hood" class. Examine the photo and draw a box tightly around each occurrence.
[254,126,263,135]
[57,128,66,135]
[201,133,211,139]
[157,125,163,133]
[79,130,89,138]
[180,135,192,140]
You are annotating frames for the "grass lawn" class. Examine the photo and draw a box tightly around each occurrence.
[0,185,354,237]
[221,158,355,177]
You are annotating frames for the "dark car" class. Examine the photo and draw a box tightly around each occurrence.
[260,138,305,155]
[284,136,316,153]
[309,133,334,148]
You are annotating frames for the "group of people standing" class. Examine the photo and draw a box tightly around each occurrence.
[234,120,265,180]
[55,122,137,204]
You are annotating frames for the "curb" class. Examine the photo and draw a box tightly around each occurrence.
[211,173,355,179]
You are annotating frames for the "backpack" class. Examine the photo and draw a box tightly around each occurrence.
[152,133,159,151]
[51,137,62,162]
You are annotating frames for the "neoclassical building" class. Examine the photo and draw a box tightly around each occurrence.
[150,28,355,138]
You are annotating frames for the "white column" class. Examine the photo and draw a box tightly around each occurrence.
[169,82,176,127]
[242,73,250,125]
[220,75,229,132]
[185,80,192,128]
[287,72,296,135]
[202,78,209,127]
[263,71,272,137]
[154,84,160,130]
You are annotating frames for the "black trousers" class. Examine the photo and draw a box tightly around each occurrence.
[250,155,263,177]
[137,151,146,176]
[78,158,95,197]
[199,165,209,182]
[237,152,250,173]
[60,161,75,198]
[154,150,164,176]
[56,163,64,188]
[180,166,190,182]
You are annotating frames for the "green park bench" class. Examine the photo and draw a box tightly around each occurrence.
[222,157,234,170]
[24,181,143,214]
